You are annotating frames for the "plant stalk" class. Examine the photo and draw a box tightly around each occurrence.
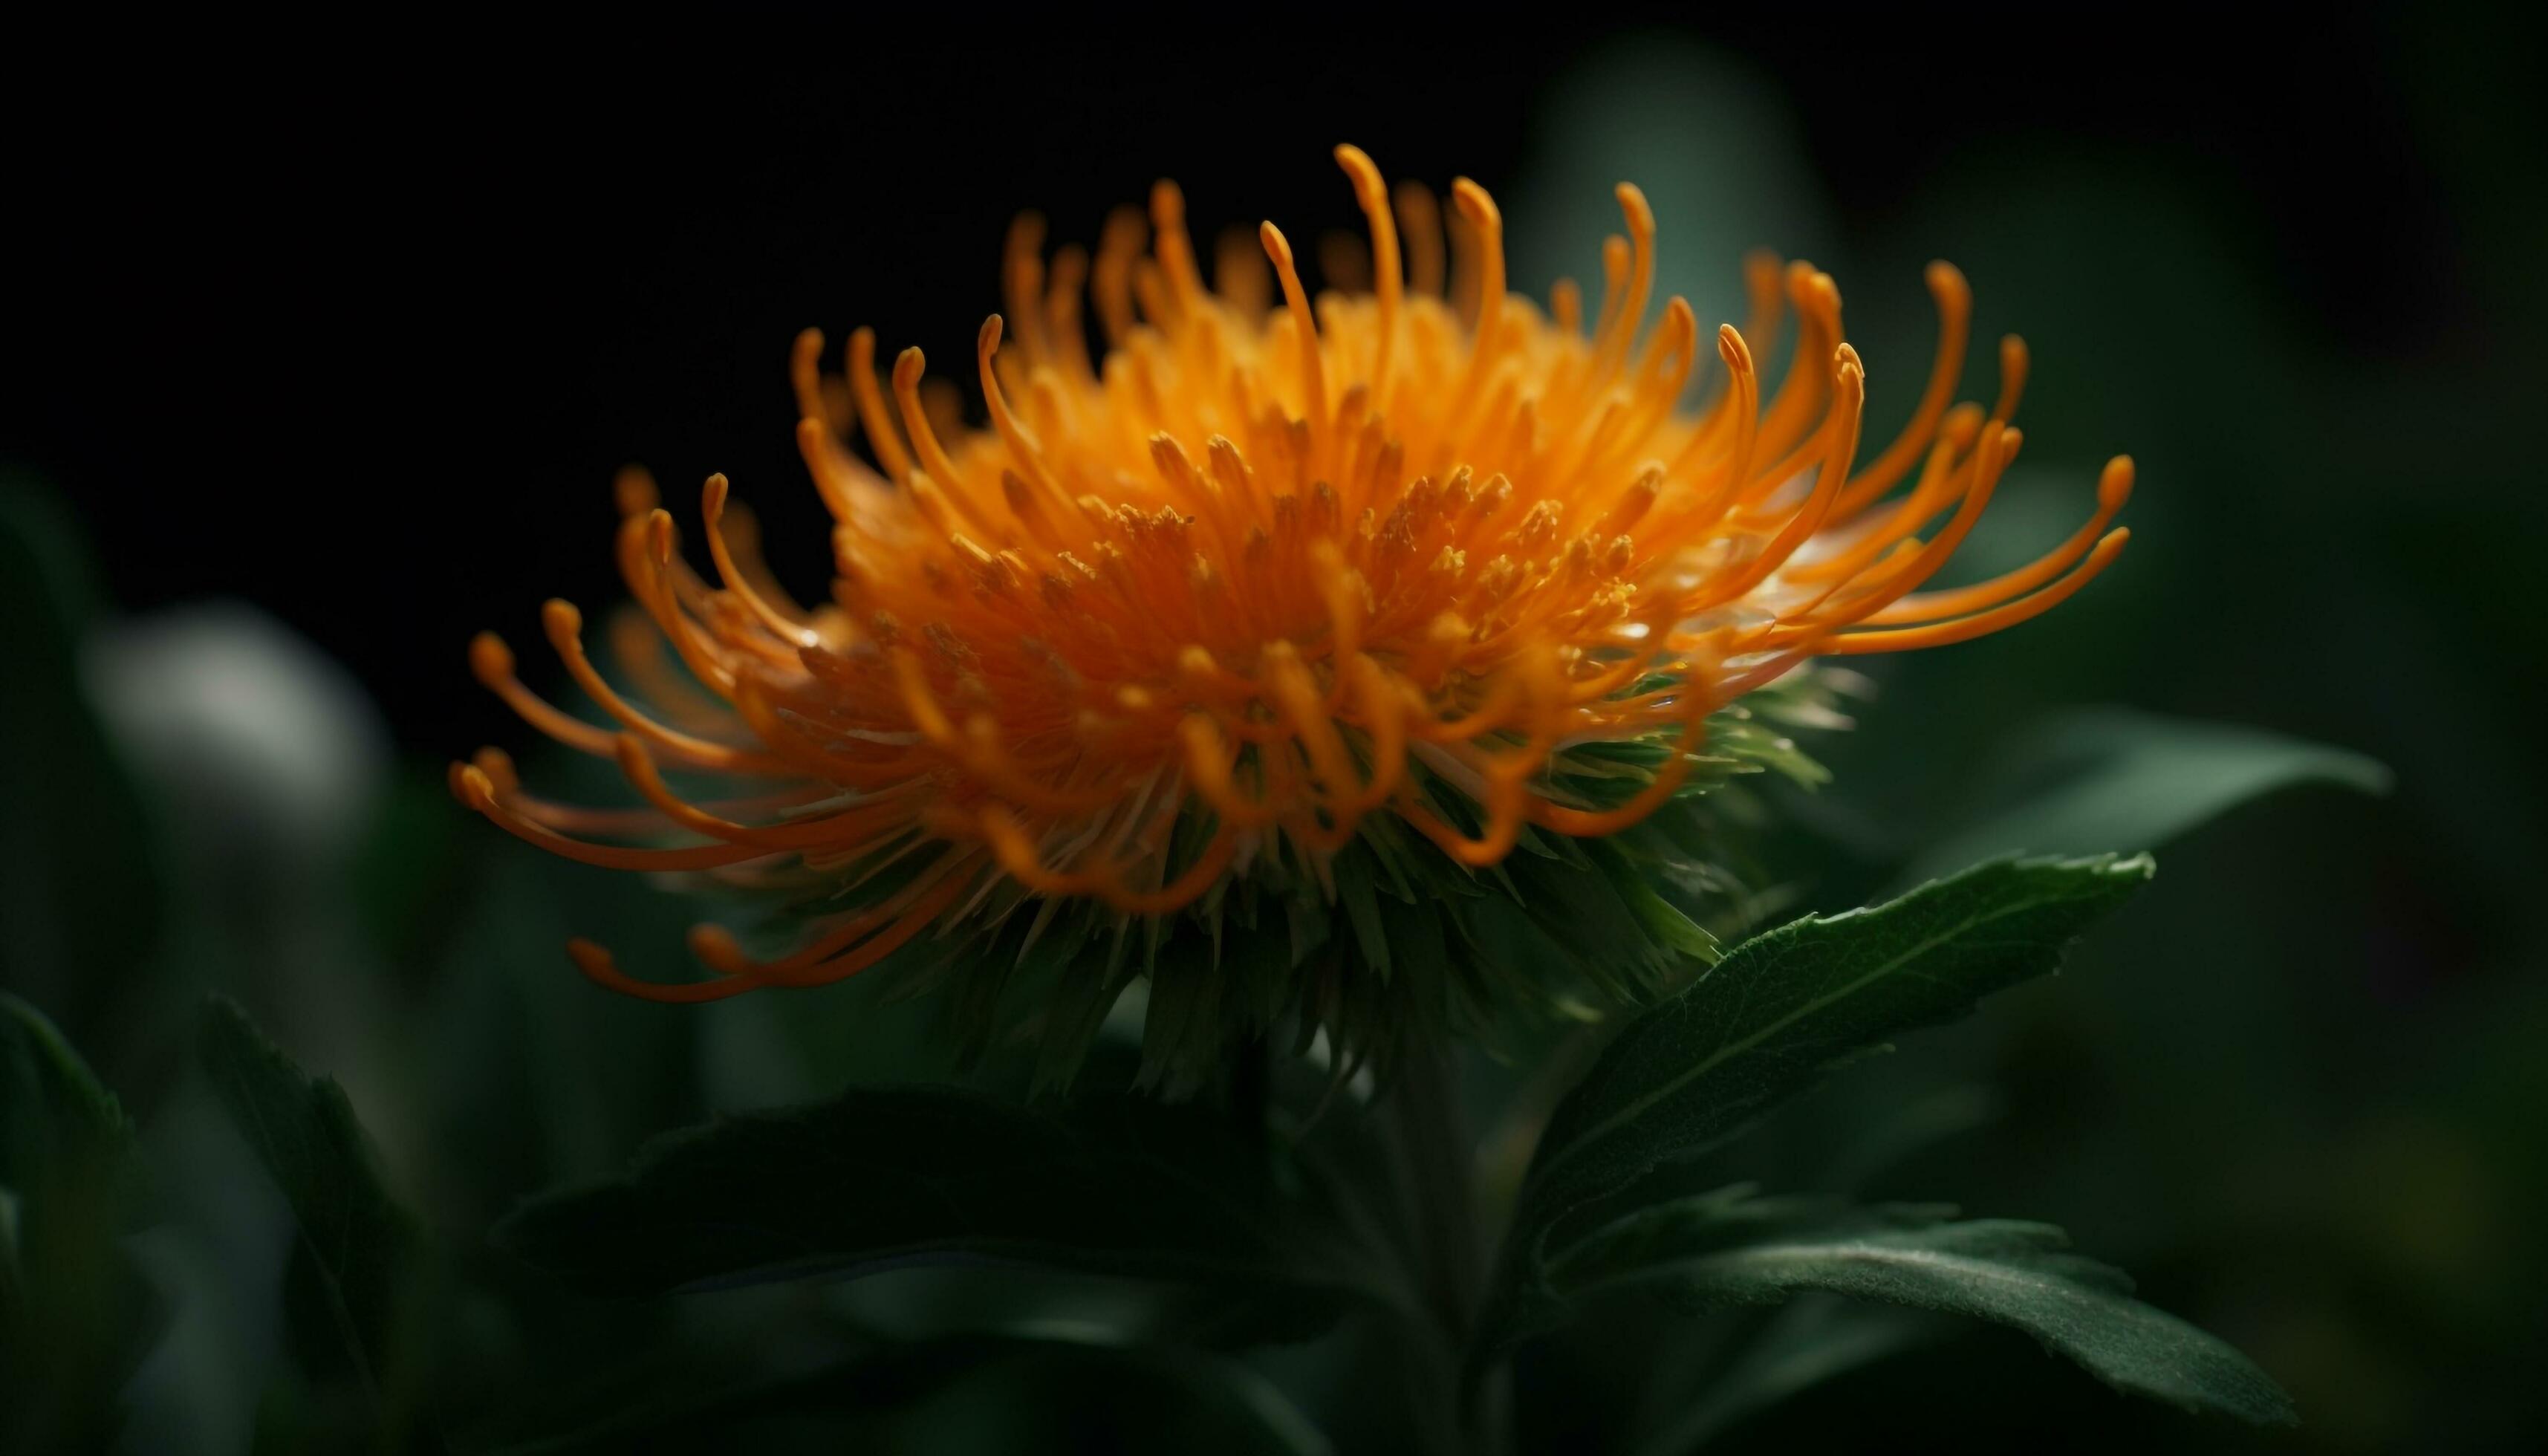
[1387,1039,1512,1455]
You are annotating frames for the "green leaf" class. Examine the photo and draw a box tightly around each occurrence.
[196,996,429,1417]
[1811,1084,2006,1194]
[495,1082,1411,1334]
[0,482,169,1047]
[1,992,156,1452]
[0,992,136,1200]
[485,1333,1331,1455]
[1550,1189,2295,1426]
[1501,855,2151,1293]
[1622,1301,1936,1456]
[1899,708,2389,889]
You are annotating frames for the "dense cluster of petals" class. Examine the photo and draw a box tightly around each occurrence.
[455,145,2131,1000]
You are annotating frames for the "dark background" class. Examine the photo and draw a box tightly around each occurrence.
[8,7,2526,755]
[6,6,2544,1452]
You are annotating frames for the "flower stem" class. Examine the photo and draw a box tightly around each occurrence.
[1387,1039,1512,1455]
[1229,1027,1272,1149]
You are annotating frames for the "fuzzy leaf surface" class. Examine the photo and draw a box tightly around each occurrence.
[1504,855,2151,1290]
[1551,1189,2295,1426]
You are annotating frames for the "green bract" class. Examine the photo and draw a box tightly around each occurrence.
[842,667,1862,1096]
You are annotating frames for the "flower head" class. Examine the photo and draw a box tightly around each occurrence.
[455,146,2129,1085]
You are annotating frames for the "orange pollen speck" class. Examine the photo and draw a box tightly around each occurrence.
[458,144,2133,1001]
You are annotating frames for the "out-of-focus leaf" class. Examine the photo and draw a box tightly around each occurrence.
[1898,708,2389,890]
[0,992,135,1204]
[1506,36,1834,342]
[496,1082,1412,1336]
[1811,1084,2006,1194]
[0,483,167,1048]
[1550,1189,2295,1426]
[418,833,711,1217]
[0,992,157,1452]
[1491,855,2151,1342]
[483,1332,1330,1455]
[197,995,432,1432]
[1622,1300,1936,1456]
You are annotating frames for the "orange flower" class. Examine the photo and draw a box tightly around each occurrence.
[455,145,2130,1010]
